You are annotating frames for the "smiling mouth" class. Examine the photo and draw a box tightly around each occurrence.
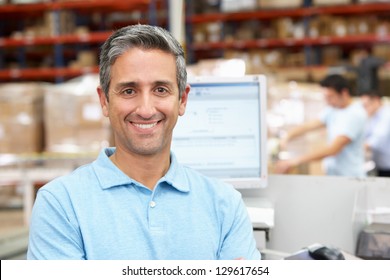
[132,122,158,129]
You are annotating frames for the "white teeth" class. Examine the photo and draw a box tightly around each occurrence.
[133,122,157,129]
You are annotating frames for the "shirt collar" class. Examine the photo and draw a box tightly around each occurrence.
[160,152,190,193]
[92,148,190,193]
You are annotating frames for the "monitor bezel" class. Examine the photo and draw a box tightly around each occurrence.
[177,75,268,189]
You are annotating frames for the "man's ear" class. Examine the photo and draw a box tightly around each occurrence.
[97,86,109,117]
[179,84,191,116]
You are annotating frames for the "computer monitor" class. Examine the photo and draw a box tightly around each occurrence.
[172,75,268,189]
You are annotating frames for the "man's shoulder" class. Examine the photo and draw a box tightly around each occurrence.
[374,106,390,130]
[39,163,95,194]
[346,102,367,121]
[379,105,390,118]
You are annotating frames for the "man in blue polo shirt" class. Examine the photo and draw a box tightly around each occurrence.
[27,24,260,260]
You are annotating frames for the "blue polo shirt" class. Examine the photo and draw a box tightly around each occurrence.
[27,148,260,260]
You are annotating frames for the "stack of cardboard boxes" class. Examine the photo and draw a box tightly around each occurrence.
[0,75,111,156]
[0,75,110,208]
[44,75,111,153]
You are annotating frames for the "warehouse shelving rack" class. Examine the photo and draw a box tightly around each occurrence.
[0,0,163,82]
[185,1,390,66]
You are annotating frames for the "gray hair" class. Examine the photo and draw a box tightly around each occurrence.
[99,24,187,100]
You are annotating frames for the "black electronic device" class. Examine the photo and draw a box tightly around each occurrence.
[308,245,345,260]
[284,243,346,260]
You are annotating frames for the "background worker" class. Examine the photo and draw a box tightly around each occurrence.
[361,91,390,177]
[275,74,367,177]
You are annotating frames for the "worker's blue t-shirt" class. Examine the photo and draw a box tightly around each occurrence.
[320,102,367,177]
[27,148,260,260]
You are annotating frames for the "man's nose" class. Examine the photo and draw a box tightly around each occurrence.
[135,93,156,119]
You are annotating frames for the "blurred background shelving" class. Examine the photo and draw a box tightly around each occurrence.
[0,0,166,82]
[1,0,389,85]
[185,0,390,91]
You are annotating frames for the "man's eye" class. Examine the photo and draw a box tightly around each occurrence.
[122,89,134,95]
[156,87,168,94]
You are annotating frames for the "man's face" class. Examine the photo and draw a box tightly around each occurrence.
[98,48,190,157]
[322,87,346,108]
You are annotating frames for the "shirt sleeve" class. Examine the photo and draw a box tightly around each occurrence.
[27,187,85,260]
[334,105,366,141]
[217,194,261,260]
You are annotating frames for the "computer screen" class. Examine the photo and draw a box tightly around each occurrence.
[172,75,268,189]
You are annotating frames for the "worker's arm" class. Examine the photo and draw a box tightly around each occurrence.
[280,119,325,149]
[275,135,351,174]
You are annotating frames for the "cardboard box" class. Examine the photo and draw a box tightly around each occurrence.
[322,46,342,66]
[309,15,334,37]
[348,16,377,36]
[0,83,44,154]
[312,0,351,6]
[375,19,390,37]
[273,18,294,39]
[373,44,390,61]
[357,0,390,3]
[258,0,303,9]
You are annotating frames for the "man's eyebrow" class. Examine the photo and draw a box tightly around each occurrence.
[153,80,175,88]
[114,82,138,91]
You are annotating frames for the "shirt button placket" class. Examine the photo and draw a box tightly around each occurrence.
[148,199,162,230]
